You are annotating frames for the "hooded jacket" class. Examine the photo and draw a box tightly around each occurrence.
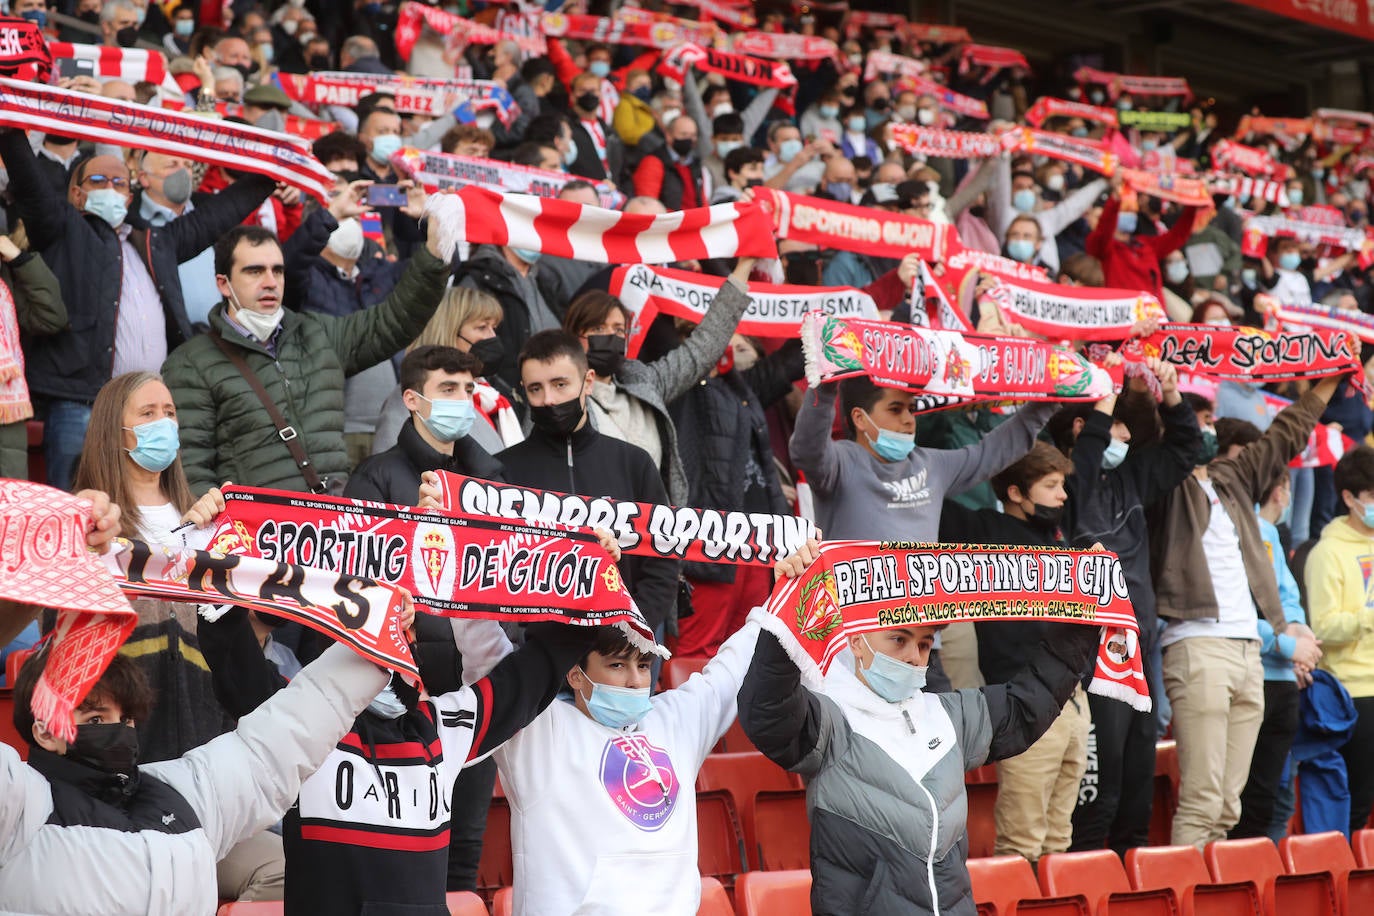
[0,644,387,916]
[1306,515,1374,697]
[738,617,1101,916]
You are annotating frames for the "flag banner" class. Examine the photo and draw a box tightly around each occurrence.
[394,2,545,59]
[276,71,519,126]
[392,147,624,209]
[888,124,1001,160]
[432,472,817,569]
[800,312,1116,401]
[863,50,927,82]
[106,537,417,682]
[0,77,337,203]
[609,263,879,351]
[991,275,1166,341]
[752,540,1149,711]
[1270,300,1374,345]
[1121,168,1213,208]
[422,187,777,262]
[959,43,1030,73]
[732,32,838,61]
[1117,110,1192,132]
[0,480,136,742]
[0,15,51,82]
[658,43,797,90]
[752,187,948,261]
[1073,67,1191,100]
[905,74,989,120]
[910,260,973,332]
[1024,96,1118,129]
[1130,324,1361,384]
[208,486,662,655]
[1211,140,1287,179]
[1002,127,1118,175]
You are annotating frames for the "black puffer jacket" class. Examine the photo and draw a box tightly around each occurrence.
[453,246,568,391]
[0,129,274,402]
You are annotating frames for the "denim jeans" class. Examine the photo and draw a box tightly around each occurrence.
[42,399,91,491]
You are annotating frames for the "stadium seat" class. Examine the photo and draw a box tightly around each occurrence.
[1205,836,1336,916]
[1126,845,1262,916]
[475,778,513,899]
[1353,830,1374,868]
[697,752,803,870]
[493,887,512,916]
[966,765,1000,859]
[698,876,736,916]
[660,658,755,753]
[695,788,746,884]
[446,891,487,915]
[216,904,282,915]
[1280,830,1374,916]
[1150,740,1180,848]
[1039,849,1180,915]
[735,869,812,916]
[5,647,32,689]
[967,854,1092,915]
[752,788,810,871]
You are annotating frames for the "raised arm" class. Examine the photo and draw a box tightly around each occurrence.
[1226,377,1339,504]
[942,401,1058,495]
[789,382,843,494]
[0,129,72,253]
[737,626,838,778]
[642,261,754,404]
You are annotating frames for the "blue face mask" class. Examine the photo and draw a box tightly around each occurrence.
[1101,438,1129,470]
[715,140,742,159]
[367,682,407,719]
[579,667,653,730]
[819,104,839,119]
[124,417,180,472]
[1116,210,1138,234]
[1241,268,1258,289]
[826,181,852,201]
[1013,188,1037,213]
[778,138,803,163]
[1071,126,1088,138]
[1288,188,1304,207]
[84,188,127,228]
[21,9,46,28]
[1140,139,1157,153]
[1360,500,1374,530]
[563,138,579,167]
[847,116,867,133]
[863,411,915,462]
[417,394,475,442]
[370,133,402,164]
[860,635,927,703]
[588,60,611,79]
[1279,252,1302,271]
[174,18,193,36]
[1007,238,1036,263]
[511,247,542,265]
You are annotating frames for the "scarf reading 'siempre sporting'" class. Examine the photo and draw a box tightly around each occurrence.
[753,541,1150,711]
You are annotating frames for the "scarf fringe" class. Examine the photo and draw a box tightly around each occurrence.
[30,676,77,743]
[750,607,823,691]
[1088,677,1153,713]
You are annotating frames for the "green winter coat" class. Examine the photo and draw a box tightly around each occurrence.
[162,246,449,495]
[1,252,67,480]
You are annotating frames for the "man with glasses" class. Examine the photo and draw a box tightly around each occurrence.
[0,129,275,489]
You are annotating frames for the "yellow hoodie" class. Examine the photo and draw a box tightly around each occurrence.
[1307,516,1374,697]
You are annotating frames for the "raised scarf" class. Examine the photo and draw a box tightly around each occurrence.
[392,146,624,209]
[0,280,31,424]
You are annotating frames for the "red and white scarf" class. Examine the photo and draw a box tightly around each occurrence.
[277,71,519,127]
[658,43,797,91]
[752,541,1150,711]
[887,124,1001,160]
[1211,140,1286,179]
[392,147,624,209]
[1207,173,1290,208]
[215,101,336,141]
[903,22,973,43]
[394,2,545,59]
[1024,96,1118,129]
[731,32,839,61]
[1119,168,1213,208]
[933,242,1049,305]
[1130,324,1362,385]
[0,77,336,203]
[542,10,719,49]
[1244,215,1370,254]
[863,50,927,82]
[959,43,1030,74]
[1002,127,1118,175]
[0,15,52,83]
[752,187,949,261]
[0,281,30,425]
[472,378,522,447]
[1074,66,1191,100]
[845,11,909,35]
[422,187,778,264]
[906,74,989,120]
[1269,300,1374,345]
[609,263,879,353]
[0,481,137,743]
[911,260,973,333]
[44,42,183,105]
[987,275,1166,341]
[674,0,757,28]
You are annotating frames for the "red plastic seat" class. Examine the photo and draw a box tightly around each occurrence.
[4,647,32,689]
[698,876,736,916]
[735,869,812,916]
[662,657,755,753]
[446,891,487,915]
[752,788,810,871]
[697,751,803,870]
[695,788,746,884]
[493,886,512,916]
[1353,830,1374,868]
[1280,831,1374,916]
[966,765,1000,859]
[967,855,1092,915]
[1039,849,1180,915]
[216,904,282,915]
[475,778,512,899]
[1126,845,1261,916]
[1150,741,1180,848]
[1205,836,1336,916]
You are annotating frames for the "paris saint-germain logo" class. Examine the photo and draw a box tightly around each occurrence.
[599,735,679,831]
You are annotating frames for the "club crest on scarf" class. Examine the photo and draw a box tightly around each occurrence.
[796,571,843,641]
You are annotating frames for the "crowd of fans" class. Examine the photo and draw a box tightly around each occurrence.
[3,0,1374,914]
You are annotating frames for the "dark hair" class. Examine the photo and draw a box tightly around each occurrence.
[1215,417,1262,456]
[576,626,640,671]
[560,178,597,196]
[712,112,744,137]
[724,146,765,181]
[1335,445,1374,501]
[1045,402,1100,453]
[838,376,888,439]
[439,124,495,155]
[1261,468,1290,505]
[1059,252,1104,288]
[1181,391,1214,416]
[563,290,631,337]
[991,441,1075,503]
[521,57,557,83]
[13,647,153,743]
[215,225,281,276]
[511,142,558,168]
[519,329,589,377]
[400,344,483,394]
[357,105,399,135]
[312,131,367,168]
[524,112,569,147]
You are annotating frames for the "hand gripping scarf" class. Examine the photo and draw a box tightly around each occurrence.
[753,541,1150,711]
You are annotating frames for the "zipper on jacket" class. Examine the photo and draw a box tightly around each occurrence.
[916,778,941,916]
[566,438,576,495]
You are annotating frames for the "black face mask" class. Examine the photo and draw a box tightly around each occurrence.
[575,91,600,113]
[464,336,505,375]
[529,395,585,438]
[68,722,140,780]
[308,53,331,71]
[585,334,627,377]
[78,9,99,24]
[744,177,763,188]
[116,26,139,47]
[871,96,890,112]
[232,62,256,82]
[671,137,696,158]
[1026,503,1064,530]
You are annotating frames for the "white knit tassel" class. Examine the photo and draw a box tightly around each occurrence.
[422,193,466,263]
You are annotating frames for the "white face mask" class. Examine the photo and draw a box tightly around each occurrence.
[228,286,283,341]
[327,217,364,260]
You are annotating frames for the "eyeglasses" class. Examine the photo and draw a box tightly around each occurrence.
[583,325,627,338]
[82,174,129,190]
